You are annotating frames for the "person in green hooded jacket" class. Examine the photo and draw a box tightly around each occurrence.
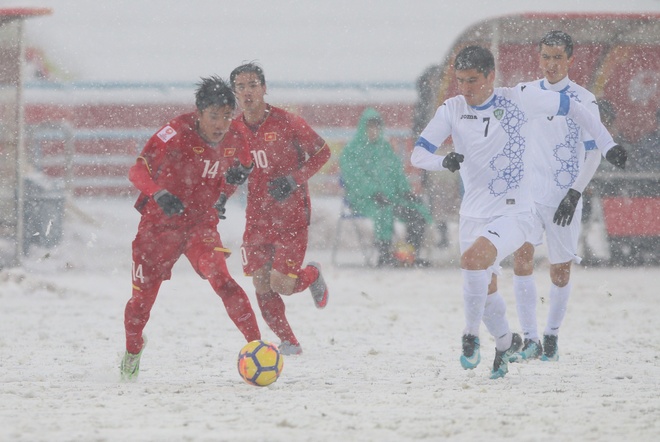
[339,108,433,266]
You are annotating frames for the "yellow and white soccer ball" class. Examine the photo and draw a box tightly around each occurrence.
[237,340,284,386]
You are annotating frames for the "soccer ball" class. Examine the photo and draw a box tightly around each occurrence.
[237,340,284,386]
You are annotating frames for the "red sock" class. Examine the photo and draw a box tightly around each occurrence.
[217,280,261,342]
[124,283,160,354]
[257,290,299,345]
[293,265,319,293]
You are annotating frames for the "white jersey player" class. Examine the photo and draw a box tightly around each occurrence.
[410,45,623,379]
[510,31,626,364]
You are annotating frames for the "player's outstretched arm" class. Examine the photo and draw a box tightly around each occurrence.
[411,143,443,171]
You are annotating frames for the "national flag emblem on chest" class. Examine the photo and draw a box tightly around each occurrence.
[193,146,205,154]
[223,147,236,157]
[264,132,277,142]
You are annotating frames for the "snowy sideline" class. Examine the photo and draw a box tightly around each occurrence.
[1,196,659,441]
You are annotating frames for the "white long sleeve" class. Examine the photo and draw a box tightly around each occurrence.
[570,149,601,193]
[566,102,617,155]
[411,145,446,171]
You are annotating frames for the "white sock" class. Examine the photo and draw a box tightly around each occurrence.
[483,291,512,350]
[544,282,571,335]
[461,269,489,337]
[513,274,539,341]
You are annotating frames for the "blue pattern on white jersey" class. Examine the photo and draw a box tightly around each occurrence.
[412,79,612,217]
[488,95,527,196]
[530,78,601,206]
[413,84,566,218]
[551,88,581,190]
[552,116,580,190]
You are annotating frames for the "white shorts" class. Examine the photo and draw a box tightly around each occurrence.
[459,211,537,273]
[528,203,582,265]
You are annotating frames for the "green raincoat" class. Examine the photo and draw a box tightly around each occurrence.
[339,108,432,243]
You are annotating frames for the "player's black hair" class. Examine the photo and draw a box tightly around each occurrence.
[454,45,495,76]
[230,62,266,89]
[539,30,574,58]
[195,76,236,111]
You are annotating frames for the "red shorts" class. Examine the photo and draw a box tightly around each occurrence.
[132,216,231,288]
[241,223,308,277]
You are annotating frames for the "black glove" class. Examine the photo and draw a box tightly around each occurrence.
[371,192,390,207]
[268,175,297,201]
[442,152,464,172]
[553,188,581,227]
[154,190,184,217]
[225,162,254,185]
[214,193,228,220]
[605,145,627,169]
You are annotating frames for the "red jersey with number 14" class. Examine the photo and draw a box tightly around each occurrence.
[129,112,249,227]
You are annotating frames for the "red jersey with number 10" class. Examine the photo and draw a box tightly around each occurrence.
[130,112,250,227]
[236,106,330,232]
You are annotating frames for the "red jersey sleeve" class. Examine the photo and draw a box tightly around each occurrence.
[228,119,255,167]
[288,114,330,185]
[128,125,174,197]
[128,158,161,197]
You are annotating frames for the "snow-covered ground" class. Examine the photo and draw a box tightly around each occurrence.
[1,196,659,441]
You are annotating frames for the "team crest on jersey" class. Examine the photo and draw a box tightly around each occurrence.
[286,259,296,268]
[264,132,277,142]
[157,125,177,142]
[493,109,504,120]
[223,148,236,157]
[193,146,205,154]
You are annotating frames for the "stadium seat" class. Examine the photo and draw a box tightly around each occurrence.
[331,190,376,267]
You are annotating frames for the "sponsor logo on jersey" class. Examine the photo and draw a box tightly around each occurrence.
[494,109,504,120]
[506,199,516,205]
[487,230,500,238]
[460,114,477,119]
[193,146,205,154]
[203,237,215,243]
[157,125,177,142]
[547,116,554,121]
[265,132,277,142]
[223,147,236,157]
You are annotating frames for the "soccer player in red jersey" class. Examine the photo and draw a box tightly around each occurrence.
[230,63,331,355]
[121,76,260,381]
